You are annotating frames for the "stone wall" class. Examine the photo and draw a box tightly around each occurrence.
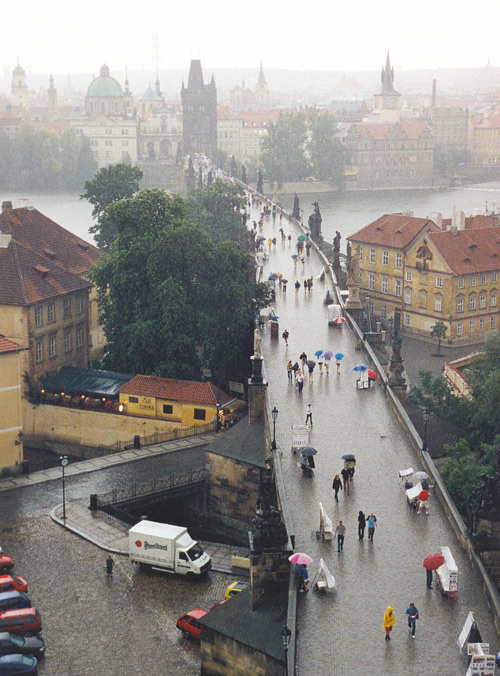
[250,550,291,611]
[206,453,261,525]
[201,630,282,676]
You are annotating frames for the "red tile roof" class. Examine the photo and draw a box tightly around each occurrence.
[347,214,437,248]
[119,374,233,406]
[353,122,429,140]
[0,239,91,305]
[474,115,500,129]
[442,215,499,230]
[0,335,25,354]
[428,227,500,275]
[0,207,103,276]
[217,106,280,126]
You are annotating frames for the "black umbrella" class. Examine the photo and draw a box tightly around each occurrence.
[341,454,356,461]
[298,446,318,456]
[306,360,316,368]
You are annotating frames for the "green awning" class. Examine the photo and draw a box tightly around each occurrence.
[42,366,134,399]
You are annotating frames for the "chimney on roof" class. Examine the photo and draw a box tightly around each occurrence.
[2,201,13,213]
[429,212,442,229]
[452,210,465,232]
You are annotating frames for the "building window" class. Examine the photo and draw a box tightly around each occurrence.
[367,301,374,315]
[469,320,475,333]
[48,303,54,322]
[458,278,464,289]
[163,404,173,414]
[491,292,497,307]
[457,298,464,313]
[470,276,477,287]
[480,318,485,331]
[122,140,129,146]
[380,275,388,293]
[480,274,486,286]
[106,151,112,159]
[369,248,376,264]
[63,299,70,318]
[457,322,463,335]
[491,316,496,329]
[395,252,402,269]
[405,288,411,305]
[76,328,83,347]
[193,408,206,421]
[75,296,82,315]
[435,295,442,312]
[64,331,71,351]
[129,396,139,404]
[358,246,363,262]
[491,272,498,283]
[49,336,56,357]
[105,128,112,135]
[395,279,402,297]
[404,313,410,326]
[380,304,387,318]
[36,340,43,361]
[480,294,487,309]
[405,270,412,282]
[469,295,476,311]
[419,290,427,309]
[382,250,389,266]
[368,272,375,291]
[435,277,443,288]
[35,308,42,327]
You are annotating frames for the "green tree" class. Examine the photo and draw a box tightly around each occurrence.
[441,438,488,515]
[306,108,344,183]
[430,319,447,355]
[434,144,471,177]
[82,164,143,251]
[260,112,308,186]
[185,179,246,246]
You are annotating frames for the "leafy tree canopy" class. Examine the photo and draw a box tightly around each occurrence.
[185,179,246,246]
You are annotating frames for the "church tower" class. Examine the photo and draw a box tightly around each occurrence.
[254,62,270,111]
[12,62,28,110]
[181,59,217,157]
[372,51,400,124]
[47,73,57,111]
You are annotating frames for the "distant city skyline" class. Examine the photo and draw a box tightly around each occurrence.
[4,0,500,77]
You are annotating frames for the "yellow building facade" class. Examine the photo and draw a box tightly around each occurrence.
[0,337,25,471]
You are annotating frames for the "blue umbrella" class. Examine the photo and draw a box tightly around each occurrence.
[291,254,298,260]
[314,350,324,357]
[353,364,368,371]
[269,315,279,321]
[335,353,344,360]
[323,351,333,359]
[268,273,278,280]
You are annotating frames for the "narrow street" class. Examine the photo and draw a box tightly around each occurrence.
[253,204,499,675]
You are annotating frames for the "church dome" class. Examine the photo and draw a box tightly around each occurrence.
[86,64,123,98]
[13,63,25,76]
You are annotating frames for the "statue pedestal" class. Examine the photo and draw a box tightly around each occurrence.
[389,383,407,404]
[250,356,264,384]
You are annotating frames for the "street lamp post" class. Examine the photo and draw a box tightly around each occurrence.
[281,625,291,676]
[422,408,430,452]
[59,455,69,521]
[271,406,279,450]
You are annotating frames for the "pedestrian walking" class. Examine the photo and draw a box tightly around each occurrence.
[282,329,289,346]
[406,603,419,638]
[358,511,366,540]
[292,361,300,375]
[299,351,307,370]
[367,512,377,541]
[295,563,309,592]
[286,360,294,382]
[341,464,351,495]
[332,474,342,501]
[272,237,277,248]
[383,606,395,641]
[303,279,307,294]
[288,234,292,245]
[417,489,430,515]
[318,354,324,373]
[324,356,330,375]
[296,370,304,393]
[421,477,434,491]
[336,357,341,374]
[335,521,346,554]
[307,362,315,381]
[305,404,313,426]
[105,555,114,577]
[426,569,433,589]
[295,280,301,294]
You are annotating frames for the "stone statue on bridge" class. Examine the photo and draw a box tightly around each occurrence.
[252,466,288,549]
[292,193,300,220]
[308,202,323,242]
[253,328,262,359]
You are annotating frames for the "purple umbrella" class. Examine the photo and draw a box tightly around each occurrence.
[323,351,333,359]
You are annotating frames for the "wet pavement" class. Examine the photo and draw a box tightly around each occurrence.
[252,203,499,675]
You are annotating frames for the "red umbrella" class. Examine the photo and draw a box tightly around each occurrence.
[423,553,444,571]
[419,490,430,502]
[367,370,377,380]
[333,316,346,324]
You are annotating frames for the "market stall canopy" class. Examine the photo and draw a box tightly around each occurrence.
[42,366,134,399]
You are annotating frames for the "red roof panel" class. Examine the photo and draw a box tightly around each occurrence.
[347,213,436,248]
[119,374,232,406]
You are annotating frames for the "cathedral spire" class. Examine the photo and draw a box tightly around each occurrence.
[380,50,397,95]
[257,61,267,85]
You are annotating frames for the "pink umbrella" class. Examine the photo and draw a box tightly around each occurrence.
[289,552,313,565]
[333,316,346,324]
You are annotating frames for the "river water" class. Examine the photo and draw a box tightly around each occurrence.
[4,182,500,246]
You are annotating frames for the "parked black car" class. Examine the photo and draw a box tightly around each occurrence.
[0,632,45,657]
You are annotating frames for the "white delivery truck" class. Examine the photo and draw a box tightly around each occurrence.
[128,520,212,579]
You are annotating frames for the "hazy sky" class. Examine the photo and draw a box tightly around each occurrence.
[6,0,500,75]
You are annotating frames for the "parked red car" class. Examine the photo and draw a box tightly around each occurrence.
[0,556,13,575]
[176,609,207,640]
[0,577,28,594]
[0,609,42,635]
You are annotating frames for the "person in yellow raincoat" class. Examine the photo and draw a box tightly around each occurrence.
[383,606,395,641]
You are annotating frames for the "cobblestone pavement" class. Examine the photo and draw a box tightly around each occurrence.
[253,204,499,676]
[0,512,239,675]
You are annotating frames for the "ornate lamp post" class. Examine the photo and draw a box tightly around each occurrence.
[59,455,69,521]
[422,408,430,452]
[271,406,278,450]
[281,625,291,676]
